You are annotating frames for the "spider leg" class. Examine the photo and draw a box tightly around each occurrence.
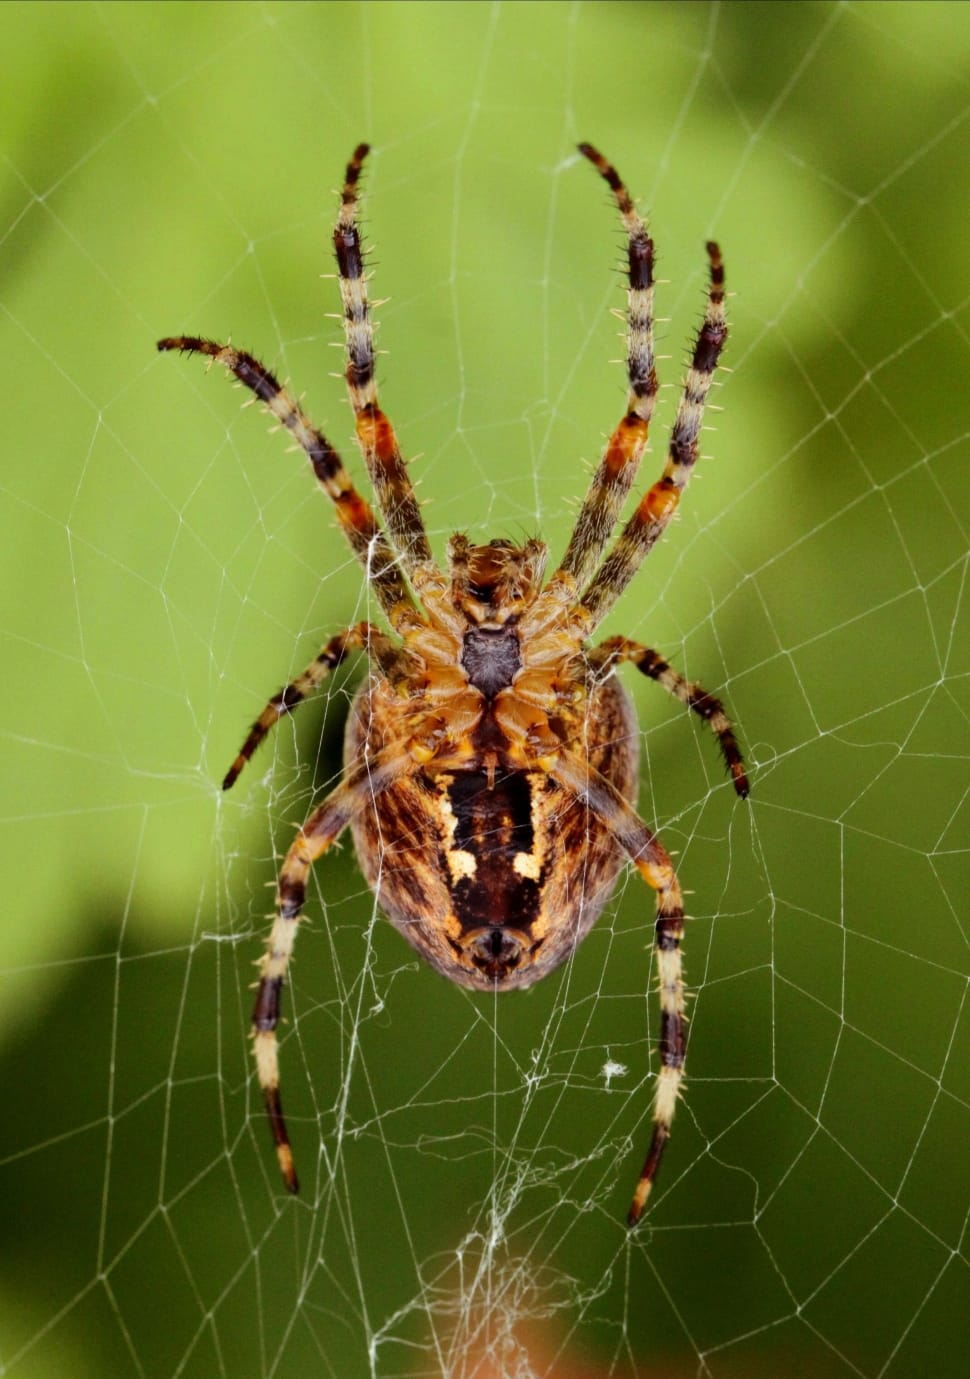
[577,241,728,631]
[550,750,690,1226]
[588,637,749,797]
[157,337,422,633]
[252,743,416,1193]
[222,622,405,790]
[335,145,435,574]
[552,144,658,590]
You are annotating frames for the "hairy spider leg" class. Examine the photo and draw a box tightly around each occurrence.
[551,750,688,1226]
[221,622,404,790]
[588,637,749,798]
[578,241,728,631]
[553,144,659,590]
[156,338,422,633]
[335,145,435,574]
[251,746,416,1193]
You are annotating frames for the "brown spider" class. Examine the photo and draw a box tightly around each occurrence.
[158,142,748,1226]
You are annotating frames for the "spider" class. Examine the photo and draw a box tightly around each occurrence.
[159,142,748,1226]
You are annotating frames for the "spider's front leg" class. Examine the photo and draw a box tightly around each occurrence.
[551,751,690,1226]
[551,143,659,590]
[577,238,729,631]
[334,144,434,575]
[252,745,415,1192]
[156,337,422,631]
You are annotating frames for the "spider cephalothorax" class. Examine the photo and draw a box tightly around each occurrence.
[159,142,748,1226]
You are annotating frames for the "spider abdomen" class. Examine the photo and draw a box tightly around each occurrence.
[345,673,639,991]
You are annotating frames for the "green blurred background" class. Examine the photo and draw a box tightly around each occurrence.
[2,3,968,1376]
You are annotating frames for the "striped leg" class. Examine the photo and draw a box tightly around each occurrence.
[222,622,402,790]
[156,337,421,632]
[578,241,728,630]
[334,145,434,573]
[588,637,749,797]
[550,753,689,1226]
[252,745,415,1193]
[552,144,659,590]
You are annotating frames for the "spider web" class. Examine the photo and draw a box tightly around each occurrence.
[2,3,968,1376]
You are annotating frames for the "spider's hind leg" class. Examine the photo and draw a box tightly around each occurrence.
[549,751,690,1226]
[577,240,729,631]
[252,743,415,1193]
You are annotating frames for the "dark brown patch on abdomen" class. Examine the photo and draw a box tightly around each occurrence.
[447,770,541,931]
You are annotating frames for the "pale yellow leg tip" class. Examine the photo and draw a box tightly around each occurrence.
[627,1179,652,1228]
[277,1144,299,1195]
